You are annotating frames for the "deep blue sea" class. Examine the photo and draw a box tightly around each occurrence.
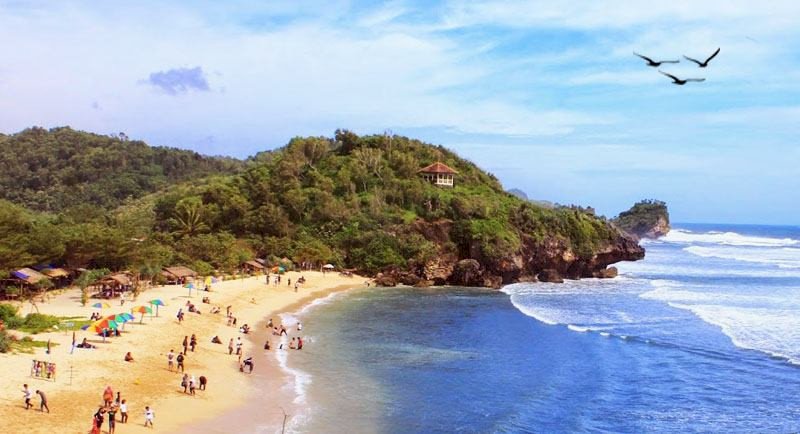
[281,224,800,433]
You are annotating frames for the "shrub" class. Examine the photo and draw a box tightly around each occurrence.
[0,330,10,353]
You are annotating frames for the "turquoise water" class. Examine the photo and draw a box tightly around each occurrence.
[283,224,800,433]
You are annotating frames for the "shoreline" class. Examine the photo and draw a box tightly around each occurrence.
[0,271,366,434]
[182,283,364,433]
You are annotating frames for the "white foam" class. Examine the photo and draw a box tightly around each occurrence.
[567,324,589,332]
[661,229,799,247]
[684,245,800,269]
[640,280,794,306]
[667,302,800,365]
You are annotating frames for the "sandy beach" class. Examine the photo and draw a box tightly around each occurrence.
[0,271,365,434]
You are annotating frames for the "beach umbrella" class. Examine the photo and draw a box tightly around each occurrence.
[130,305,152,323]
[184,282,195,297]
[86,318,119,334]
[149,299,165,317]
[323,264,335,269]
[92,302,111,309]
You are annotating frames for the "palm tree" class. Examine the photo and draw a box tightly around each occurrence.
[170,197,209,237]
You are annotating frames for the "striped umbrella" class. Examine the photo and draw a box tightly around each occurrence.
[149,299,165,317]
[130,305,152,323]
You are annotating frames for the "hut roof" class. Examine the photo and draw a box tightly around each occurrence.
[163,266,197,278]
[42,268,70,278]
[418,162,458,174]
[12,268,48,284]
[244,260,265,269]
[254,258,266,265]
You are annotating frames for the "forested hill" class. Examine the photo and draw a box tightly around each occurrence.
[0,127,243,212]
[1,129,644,287]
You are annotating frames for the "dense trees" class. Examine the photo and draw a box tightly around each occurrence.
[1,128,620,281]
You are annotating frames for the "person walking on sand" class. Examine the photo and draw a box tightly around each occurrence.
[22,384,32,410]
[107,404,117,434]
[189,375,196,395]
[181,374,189,393]
[120,399,128,423]
[182,335,188,353]
[35,390,49,413]
[144,406,154,428]
[199,375,207,391]
[190,334,197,352]
[176,352,185,372]
[236,337,242,355]
[93,407,105,433]
[168,349,175,371]
[228,338,234,355]
[103,386,114,407]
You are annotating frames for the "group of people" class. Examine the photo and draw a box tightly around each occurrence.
[30,360,56,380]
[89,386,130,433]
[180,373,207,395]
[21,384,48,413]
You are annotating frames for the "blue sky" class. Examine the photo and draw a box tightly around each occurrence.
[1,1,799,224]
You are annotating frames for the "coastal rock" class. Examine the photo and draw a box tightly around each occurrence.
[449,259,484,287]
[613,200,671,240]
[374,275,398,287]
[537,269,564,283]
[594,266,619,279]
[413,279,433,288]
[398,272,422,286]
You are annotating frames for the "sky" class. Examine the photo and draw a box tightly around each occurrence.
[1,1,799,225]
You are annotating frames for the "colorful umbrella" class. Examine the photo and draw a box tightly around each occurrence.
[92,302,111,309]
[86,318,119,333]
[149,299,165,317]
[131,305,152,323]
[184,282,195,296]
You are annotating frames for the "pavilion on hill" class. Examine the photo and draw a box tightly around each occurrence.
[418,162,457,187]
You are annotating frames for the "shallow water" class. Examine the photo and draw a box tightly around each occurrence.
[287,224,800,433]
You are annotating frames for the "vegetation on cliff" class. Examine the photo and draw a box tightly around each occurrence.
[1,127,642,286]
[613,199,670,239]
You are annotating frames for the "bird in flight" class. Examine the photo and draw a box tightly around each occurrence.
[683,48,720,68]
[659,70,705,85]
[633,52,680,67]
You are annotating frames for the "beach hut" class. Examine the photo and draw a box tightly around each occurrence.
[162,266,197,285]
[41,267,72,288]
[242,260,265,274]
[418,162,458,187]
[11,268,48,286]
[91,271,135,299]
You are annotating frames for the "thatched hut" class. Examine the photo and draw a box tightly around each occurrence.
[162,266,197,284]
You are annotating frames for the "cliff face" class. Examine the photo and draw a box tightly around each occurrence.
[612,200,671,240]
[380,218,645,289]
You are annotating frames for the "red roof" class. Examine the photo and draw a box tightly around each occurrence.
[418,162,458,174]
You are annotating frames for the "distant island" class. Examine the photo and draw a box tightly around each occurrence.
[0,127,645,292]
[612,199,671,240]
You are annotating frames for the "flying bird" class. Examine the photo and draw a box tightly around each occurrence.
[659,70,705,85]
[633,52,680,67]
[683,48,720,68]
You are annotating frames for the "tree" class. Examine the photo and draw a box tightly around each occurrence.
[169,197,209,237]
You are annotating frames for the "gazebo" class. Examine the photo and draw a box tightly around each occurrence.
[162,266,197,284]
[418,162,458,187]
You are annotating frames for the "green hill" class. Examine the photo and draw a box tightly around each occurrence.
[0,127,243,212]
[0,129,644,287]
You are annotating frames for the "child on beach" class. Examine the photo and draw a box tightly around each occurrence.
[22,384,32,410]
[120,399,128,423]
[189,375,196,395]
[144,406,154,428]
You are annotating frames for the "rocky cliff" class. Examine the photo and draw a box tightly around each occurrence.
[376,217,645,289]
[612,200,670,240]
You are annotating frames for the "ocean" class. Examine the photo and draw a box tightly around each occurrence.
[280,224,800,433]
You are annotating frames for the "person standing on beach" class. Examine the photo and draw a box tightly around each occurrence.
[267,318,273,329]
[35,390,49,413]
[190,334,197,352]
[120,399,128,423]
[228,338,234,355]
[167,349,175,371]
[189,375,196,395]
[182,336,188,354]
[22,384,32,410]
[144,406,154,428]
[236,337,242,355]
[181,374,189,393]
[176,352,185,372]
[199,375,207,390]
[103,385,114,407]
[107,404,117,434]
